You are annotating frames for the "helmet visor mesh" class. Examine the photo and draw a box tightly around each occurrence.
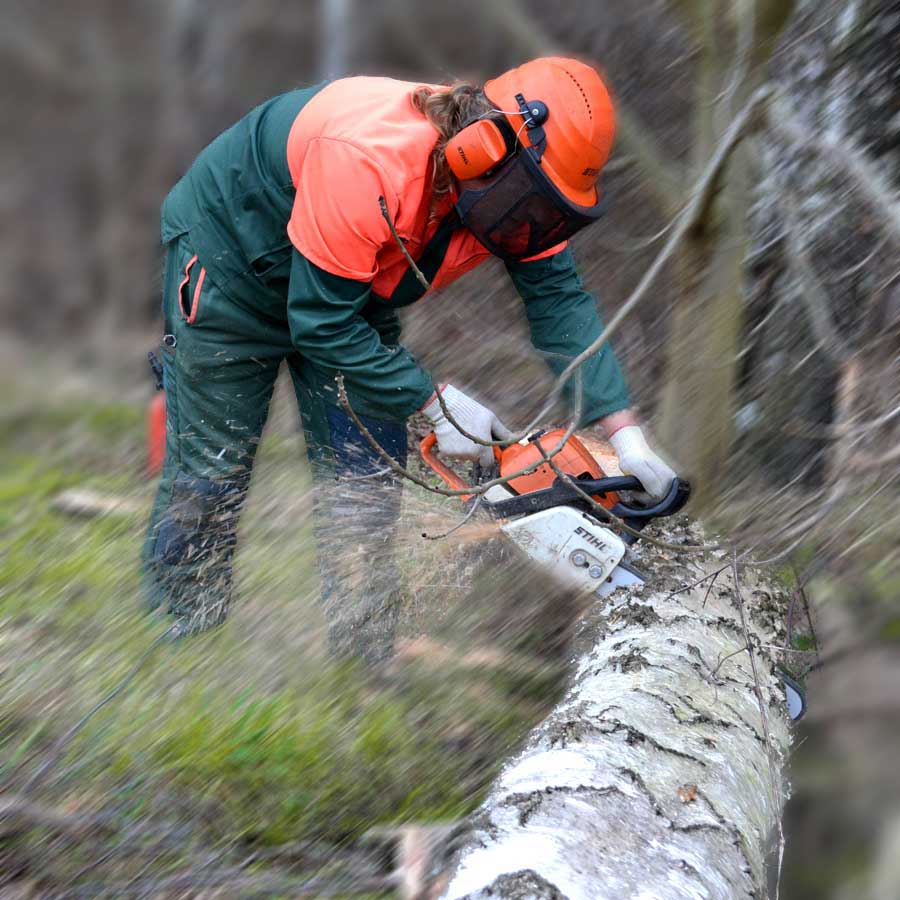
[454,150,604,261]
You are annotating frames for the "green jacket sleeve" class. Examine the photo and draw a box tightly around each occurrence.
[506,247,630,426]
[287,250,434,420]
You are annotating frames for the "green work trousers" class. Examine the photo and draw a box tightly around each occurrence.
[142,238,409,663]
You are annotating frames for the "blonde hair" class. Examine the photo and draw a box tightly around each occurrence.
[411,82,494,200]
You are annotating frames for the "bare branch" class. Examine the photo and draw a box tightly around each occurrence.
[380,196,431,291]
[528,87,772,431]
[421,493,485,540]
[335,373,581,499]
[768,94,900,245]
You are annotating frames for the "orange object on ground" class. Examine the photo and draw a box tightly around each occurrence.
[147,393,166,478]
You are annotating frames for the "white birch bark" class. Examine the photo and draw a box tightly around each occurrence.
[442,520,792,900]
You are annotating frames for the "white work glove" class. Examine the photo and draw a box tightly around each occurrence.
[609,425,676,501]
[422,385,513,466]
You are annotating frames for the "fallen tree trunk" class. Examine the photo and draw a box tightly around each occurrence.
[442,519,792,900]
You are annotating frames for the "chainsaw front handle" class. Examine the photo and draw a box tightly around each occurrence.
[609,477,692,521]
[480,474,690,522]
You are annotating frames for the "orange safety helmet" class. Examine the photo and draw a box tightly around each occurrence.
[446,57,616,260]
[447,58,615,203]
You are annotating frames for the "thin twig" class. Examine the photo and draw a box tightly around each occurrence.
[662,565,732,602]
[335,373,581,500]
[335,466,394,483]
[421,493,485,540]
[701,568,725,608]
[707,643,752,681]
[379,195,431,291]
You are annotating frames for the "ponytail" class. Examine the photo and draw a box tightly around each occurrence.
[411,82,493,201]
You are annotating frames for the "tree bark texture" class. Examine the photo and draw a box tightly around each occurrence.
[442,519,792,900]
[744,0,900,483]
[658,0,790,511]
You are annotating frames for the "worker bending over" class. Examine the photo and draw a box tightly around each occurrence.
[144,57,677,658]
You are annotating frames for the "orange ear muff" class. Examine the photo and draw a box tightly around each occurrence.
[446,119,509,180]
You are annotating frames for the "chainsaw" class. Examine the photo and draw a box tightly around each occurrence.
[420,429,809,721]
[420,427,691,600]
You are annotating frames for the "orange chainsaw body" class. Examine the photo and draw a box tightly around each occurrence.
[498,429,619,510]
[419,428,620,509]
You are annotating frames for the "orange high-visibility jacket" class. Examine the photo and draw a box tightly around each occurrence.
[161,78,629,422]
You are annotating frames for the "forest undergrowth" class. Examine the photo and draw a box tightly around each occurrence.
[2,355,899,898]
[0,369,568,897]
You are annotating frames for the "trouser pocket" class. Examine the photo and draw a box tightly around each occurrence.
[177,253,207,325]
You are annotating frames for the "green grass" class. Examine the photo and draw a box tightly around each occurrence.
[0,385,558,890]
[73,674,472,844]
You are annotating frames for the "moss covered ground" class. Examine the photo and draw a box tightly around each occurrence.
[0,377,564,895]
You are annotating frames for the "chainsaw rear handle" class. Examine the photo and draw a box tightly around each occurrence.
[419,432,470,493]
[419,432,502,499]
